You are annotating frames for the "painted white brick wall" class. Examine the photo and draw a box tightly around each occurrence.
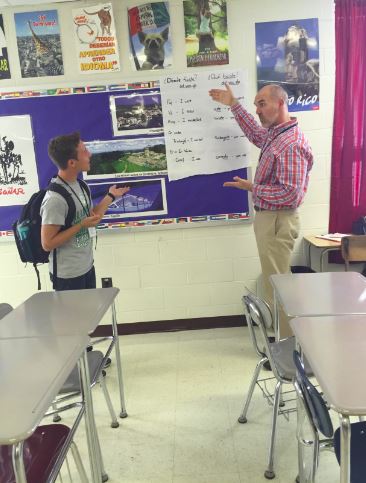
[0,0,335,324]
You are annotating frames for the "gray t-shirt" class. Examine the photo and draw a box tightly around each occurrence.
[40,177,94,278]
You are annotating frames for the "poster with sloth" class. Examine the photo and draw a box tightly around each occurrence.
[72,2,120,74]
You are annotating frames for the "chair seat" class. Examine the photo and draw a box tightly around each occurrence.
[59,350,104,394]
[0,424,70,483]
[269,336,313,380]
[334,421,366,483]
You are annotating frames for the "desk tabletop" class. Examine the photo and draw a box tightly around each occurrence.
[0,287,119,339]
[0,334,89,444]
[304,235,342,248]
[270,272,366,317]
[290,315,366,415]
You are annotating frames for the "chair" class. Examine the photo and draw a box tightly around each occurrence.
[293,350,366,483]
[239,292,313,479]
[341,235,366,271]
[0,423,88,483]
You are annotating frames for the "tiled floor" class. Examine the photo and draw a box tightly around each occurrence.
[59,327,340,482]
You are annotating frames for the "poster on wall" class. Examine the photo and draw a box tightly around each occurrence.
[84,137,167,179]
[128,2,172,71]
[0,115,39,206]
[88,179,168,218]
[255,18,319,112]
[183,0,229,68]
[110,90,164,137]
[15,10,64,78]
[0,15,11,80]
[72,3,120,74]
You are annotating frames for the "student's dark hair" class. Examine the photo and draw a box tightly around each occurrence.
[48,132,81,170]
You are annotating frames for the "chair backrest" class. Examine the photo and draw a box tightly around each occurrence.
[341,235,366,270]
[0,303,13,320]
[293,350,334,438]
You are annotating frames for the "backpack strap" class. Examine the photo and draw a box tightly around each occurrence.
[47,182,76,228]
[78,178,92,207]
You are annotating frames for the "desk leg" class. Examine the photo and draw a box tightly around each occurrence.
[79,352,102,483]
[12,442,26,483]
[111,301,128,418]
[339,414,351,483]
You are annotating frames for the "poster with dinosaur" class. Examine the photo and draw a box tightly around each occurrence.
[183,0,229,67]
[0,115,39,206]
[72,3,120,74]
[14,10,64,78]
[0,15,11,80]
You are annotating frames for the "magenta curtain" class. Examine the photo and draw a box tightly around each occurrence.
[329,0,366,233]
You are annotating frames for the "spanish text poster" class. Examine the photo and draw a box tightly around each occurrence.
[256,18,319,112]
[73,3,120,74]
[183,0,229,68]
[0,15,11,79]
[84,137,167,180]
[14,10,64,78]
[128,2,172,71]
[0,116,39,206]
[160,69,250,181]
[88,178,168,218]
[110,89,164,137]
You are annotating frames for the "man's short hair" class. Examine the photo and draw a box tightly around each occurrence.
[268,84,289,105]
[48,132,81,170]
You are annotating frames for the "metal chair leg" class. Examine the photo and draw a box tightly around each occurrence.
[99,371,119,428]
[265,380,282,479]
[238,358,266,423]
[95,427,109,482]
[70,440,89,483]
[52,401,62,423]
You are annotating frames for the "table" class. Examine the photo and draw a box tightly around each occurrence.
[270,271,366,339]
[303,235,341,272]
[0,335,90,482]
[0,288,127,418]
[290,315,366,483]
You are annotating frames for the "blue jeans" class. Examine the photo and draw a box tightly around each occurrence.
[50,266,96,291]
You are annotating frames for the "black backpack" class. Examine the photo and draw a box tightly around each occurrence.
[13,179,90,290]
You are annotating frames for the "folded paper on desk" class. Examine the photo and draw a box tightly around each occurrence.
[315,233,349,242]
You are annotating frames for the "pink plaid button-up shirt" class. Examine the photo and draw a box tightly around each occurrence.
[231,103,313,210]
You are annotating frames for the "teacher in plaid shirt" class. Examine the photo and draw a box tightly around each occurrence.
[209,83,313,337]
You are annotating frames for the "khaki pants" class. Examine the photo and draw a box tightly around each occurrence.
[254,209,300,338]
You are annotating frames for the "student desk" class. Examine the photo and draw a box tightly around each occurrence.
[290,315,366,483]
[0,288,127,418]
[303,235,342,271]
[0,334,92,483]
[270,272,366,339]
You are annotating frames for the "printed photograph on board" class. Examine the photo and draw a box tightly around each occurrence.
[0,15,11,79]
[128,2,172,71]
[255,18,319,111]
[84,137,167,179]
[110,90,164,137]
[88,178,167,218]
[183,0,229,68]
[0,115,39,206]
[15,10,64,78]
[72,3,120,74]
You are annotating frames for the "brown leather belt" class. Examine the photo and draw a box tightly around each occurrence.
[254,206,266,212]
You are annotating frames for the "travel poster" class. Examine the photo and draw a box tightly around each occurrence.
[0,15,11,79]
[256,18,319,111]
[15,10,64,78]
[72,3,120,74]
[128,2,172,71]
[183,0,229,67]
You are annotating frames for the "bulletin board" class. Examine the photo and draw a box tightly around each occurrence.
[0,77,251,240]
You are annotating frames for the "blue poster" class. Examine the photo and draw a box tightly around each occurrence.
[255,18,319,112]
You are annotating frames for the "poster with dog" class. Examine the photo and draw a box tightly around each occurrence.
[128,2,172,71]
[0,15,10,79]
[183,0,229,68]
[256,18,319,112]
[72,3,120,74]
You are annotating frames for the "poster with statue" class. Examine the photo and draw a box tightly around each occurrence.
[14,10,64,78]
[0,115,39,206]
[183,0,229,68]
[255,18,319,111]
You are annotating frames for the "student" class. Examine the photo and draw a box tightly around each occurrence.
[209,83,313,337]
[41,131,129,291]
